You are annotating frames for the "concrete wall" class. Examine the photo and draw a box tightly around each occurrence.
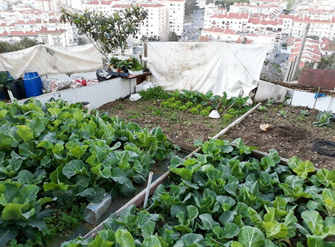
[18,77,137,109]
[291,90,335,112]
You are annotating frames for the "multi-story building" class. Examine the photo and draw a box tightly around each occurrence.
[161,0,185,36]
[138,3,168,40]
[230,2,283,16]
[38,27,69,46]
[203,12,249,32]
[291,16,335,39]
[83,0,185,39]
[249,0,287,10]
[288,38,321,68]
[247,15,283,40]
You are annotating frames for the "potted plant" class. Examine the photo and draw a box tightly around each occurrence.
[127,57,144,75]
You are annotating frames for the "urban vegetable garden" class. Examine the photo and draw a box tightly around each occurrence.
[0,87,334,247]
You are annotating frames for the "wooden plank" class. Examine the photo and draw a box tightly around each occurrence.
[210,102,262,140]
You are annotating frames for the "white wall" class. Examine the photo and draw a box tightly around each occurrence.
[291,90,335,111]
[18,77,137,109]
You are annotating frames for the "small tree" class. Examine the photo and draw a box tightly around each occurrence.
[60,6,148,58]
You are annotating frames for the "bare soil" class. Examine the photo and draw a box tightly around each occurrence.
[99,99,335,170]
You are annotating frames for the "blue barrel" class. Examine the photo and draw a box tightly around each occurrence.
[23,72,42,97]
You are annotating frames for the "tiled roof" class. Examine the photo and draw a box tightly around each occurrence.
[140,3,165,7]
[0,32,9,37]
[203,27,224,32]
[112,4,132,8]
[86,0,112,5]
[198,35,212,42]
[210,12,249,19]
[16,20,35,24]
[9,31,38,36]
[39,27,67,34]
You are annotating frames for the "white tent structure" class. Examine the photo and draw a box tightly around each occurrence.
[146,42,268,98]
[0,44,103,78]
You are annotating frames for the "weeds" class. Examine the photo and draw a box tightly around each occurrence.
[300,109,310,116]
[278,110,288,118]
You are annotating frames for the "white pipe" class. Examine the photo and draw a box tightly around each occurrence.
[143,171,153,209]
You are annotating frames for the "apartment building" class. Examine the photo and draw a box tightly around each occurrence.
[288,38,321,68]
[33,0,58,12]
[138,3,168,40]
[249,0,287,10]
[83,0,185,39]
[203,12,249,32]
[291,16,335,39]
[230,2,283,16]
[161,0,185,36]
[246,15,283,39]
[39,27,69,46]
[306,0,335,8]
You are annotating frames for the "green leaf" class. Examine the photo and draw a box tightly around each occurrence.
[142,235,162,247]
[174,233,204,247]
[316,169,335,188]
[199,213,220,231]
[110,167,129,184]
[322,188,335,217]
[238,226,265,247]
[119,181,136,197]
[17,125,34,143]
[141,221,156,239]
[222,222,239,239]
[115,229,135,247]
[0,124,21,147]
[0,227,19,247]
[18,184,39,202]
[307,234,325,247]
[2,203,33,220]
[219,211,237,225]
[18,143,42,158]
[78,187,105,203]
[301,210,324,236]
[62,160,88,179]
[248,207,263,229]
[16,170,34,184]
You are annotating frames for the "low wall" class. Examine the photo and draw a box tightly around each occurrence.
[18,77,137,109]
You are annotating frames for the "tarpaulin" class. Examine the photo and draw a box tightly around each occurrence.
[0,44,103,78]
[146,42,268,98]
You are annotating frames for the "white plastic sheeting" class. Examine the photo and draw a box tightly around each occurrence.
[147,42,268,97]
[0,44,103,78]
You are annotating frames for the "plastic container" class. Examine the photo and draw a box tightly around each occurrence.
[135,80,153,92]
[84,194,112,224]
[23,72,43,97]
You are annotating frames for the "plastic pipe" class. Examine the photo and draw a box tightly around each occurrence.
[143,171,153,209]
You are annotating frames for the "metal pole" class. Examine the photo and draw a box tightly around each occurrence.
[290,23,310,81]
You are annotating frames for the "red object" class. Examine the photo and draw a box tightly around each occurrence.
[81,79,87,86]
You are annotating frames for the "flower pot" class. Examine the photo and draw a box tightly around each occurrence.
[129,70,143,75]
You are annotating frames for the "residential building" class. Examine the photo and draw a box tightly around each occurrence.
[249,0,287,10]
[161,0,185,37]
[38,27,69,46]
[291,16,335,39]
[320,37,335,55]
[288,38,321,68]
[203,12,249,32]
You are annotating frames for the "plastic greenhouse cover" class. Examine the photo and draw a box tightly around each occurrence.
[146,42,268,98]
[0,44,103,78]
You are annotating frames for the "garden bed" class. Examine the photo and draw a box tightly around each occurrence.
[0,98,177,247]
[99,90,335,170]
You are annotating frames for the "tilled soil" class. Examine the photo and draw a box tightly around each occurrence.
[99,99,335,170]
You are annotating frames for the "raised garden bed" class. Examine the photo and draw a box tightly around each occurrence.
[0,98,176,246]
[62,138,335,247]
[99,89,335,170]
